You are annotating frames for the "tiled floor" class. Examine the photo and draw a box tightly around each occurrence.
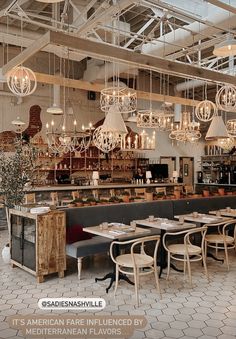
[0,229,236,339]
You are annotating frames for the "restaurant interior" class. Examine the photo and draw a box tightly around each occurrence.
[0,1,236,338]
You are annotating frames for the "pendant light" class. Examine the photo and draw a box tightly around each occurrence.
[205,115,229,140]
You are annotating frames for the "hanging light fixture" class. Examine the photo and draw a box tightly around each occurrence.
[7,66,37,97]
[100,80,137,114]
[47,84,63,114]
[226,119,236,137]
[46,56,92,154]
[137,72,174,130]
[195,98,217,122]
[213,35,236,57]
[11,116,26,133]
[215,85,236,112]
[205,115,229,140]
[217,137,235,151]
[93,104,127,153]
[169,111,201,143]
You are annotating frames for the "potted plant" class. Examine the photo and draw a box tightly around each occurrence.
[155,192,165,200]
[218,188,225,196]
[73,198,83,207]
[0,139,37,263]
[86,196,97,206]
[109,196,121,204]
[121,191,130,203]
[100,198,109,205]
[202,187,210,197]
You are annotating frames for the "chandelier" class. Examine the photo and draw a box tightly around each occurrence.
[93,126,121,153]
[100,85,137,114]
[93,104,127,153]
[215,85,236,112]
[120,130,156,150]
[226,119,236,137]
[7,66,37,97]
[137,110,174,130]
[217,137,235,151]
[169,111,201,143]
[195,100,217,122]
[46,114,92,155]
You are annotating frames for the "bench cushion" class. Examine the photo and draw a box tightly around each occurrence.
[66,236,112,258]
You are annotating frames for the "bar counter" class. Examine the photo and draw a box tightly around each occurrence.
[29,182,183,192]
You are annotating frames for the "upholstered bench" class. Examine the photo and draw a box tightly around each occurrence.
[66,236,111,280]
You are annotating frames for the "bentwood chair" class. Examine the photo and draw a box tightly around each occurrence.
[163,227,208,286]
[204,220,236,270]
[110,235,161,305]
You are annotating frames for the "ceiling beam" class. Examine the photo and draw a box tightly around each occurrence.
[205,0,236,15]
[2,31,50,75]
[34,72,199,107]
[48,31,236,86]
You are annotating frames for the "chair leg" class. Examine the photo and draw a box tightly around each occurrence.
[202,252,209,281]
[183,255,186,277]
[77,257,83,280]
[224,242,229,271]
[166,252,170,280]
[133,267,139,306]
[186,255,192,287]
[114,264,119,296]
[154,265,162,299]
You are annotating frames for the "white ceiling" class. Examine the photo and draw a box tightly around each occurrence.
[0,0,236,95]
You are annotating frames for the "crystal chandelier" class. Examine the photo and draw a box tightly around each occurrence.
[215,85,236,112]
[226,119,236,137]
[7,66,37,97]
[217,137,235,151]
[137,110,174,130]
[169,111,201,143]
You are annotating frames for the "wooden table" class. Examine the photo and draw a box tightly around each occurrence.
[83,224,151,293]
[84,224,151,239]
[174,213,229,224]
[209,208,236,218]
[135,218,196,277]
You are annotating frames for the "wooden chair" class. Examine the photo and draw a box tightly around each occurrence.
[24,193,36,204]
[163,227,208,286]
[155,187,167,196]
[110,235,161,305]
[184,185,194,196]
[134,188,145,196]
[72,191,79,200]
[204,220,236,270]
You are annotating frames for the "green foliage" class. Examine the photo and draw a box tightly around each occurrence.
[0,139,37,208]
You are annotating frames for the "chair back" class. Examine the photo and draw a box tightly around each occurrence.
[110,235,160,267]
[155,187,166,195]
[184,185,194,195]
[72,191,79,200]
